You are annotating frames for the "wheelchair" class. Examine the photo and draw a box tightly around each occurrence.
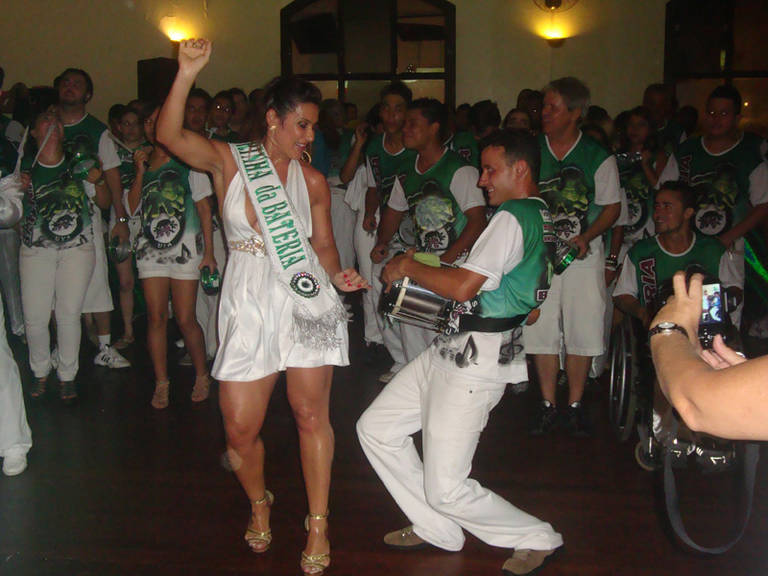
[607,273,759,554]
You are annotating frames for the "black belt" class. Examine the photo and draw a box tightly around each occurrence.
[457,314,526,333]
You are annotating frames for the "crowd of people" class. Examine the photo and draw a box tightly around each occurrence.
[0,36,767,576]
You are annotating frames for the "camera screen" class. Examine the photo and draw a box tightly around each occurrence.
[701,283,723,326]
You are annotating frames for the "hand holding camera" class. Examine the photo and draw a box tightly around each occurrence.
[651,266,737,350]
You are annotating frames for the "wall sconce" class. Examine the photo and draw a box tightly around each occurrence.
[533,0,578,47]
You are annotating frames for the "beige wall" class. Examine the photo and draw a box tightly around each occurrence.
[2,0,666,121]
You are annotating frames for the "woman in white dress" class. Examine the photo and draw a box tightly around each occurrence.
[156,39,367,575]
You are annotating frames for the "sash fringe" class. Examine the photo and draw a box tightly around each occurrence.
[292,301,348,351]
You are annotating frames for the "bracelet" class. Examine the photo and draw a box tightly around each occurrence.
[605,254,618,270]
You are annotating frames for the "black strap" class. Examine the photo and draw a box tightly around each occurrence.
[663,419,760,554]
[457,314,526,333]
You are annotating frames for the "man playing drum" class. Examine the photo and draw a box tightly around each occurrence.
[370,98,487,371]
[358,129,563,576]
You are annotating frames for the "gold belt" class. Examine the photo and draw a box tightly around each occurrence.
[228,236,266,257]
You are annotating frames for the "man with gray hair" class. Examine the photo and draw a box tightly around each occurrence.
[523,77,621,436]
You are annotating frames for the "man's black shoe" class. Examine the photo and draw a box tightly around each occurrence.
[529,402,558,436]
[564,403,592,437]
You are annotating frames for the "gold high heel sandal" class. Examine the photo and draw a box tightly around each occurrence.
[245,490,274,553]
[301,510,330,575]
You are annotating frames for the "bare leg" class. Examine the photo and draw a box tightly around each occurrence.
[533,354,559,405]
[287,365,334,569]
[142,277,171,382]
[115,259,135,341]
[170,279,207,379]
[564,354,591,405]
[219,375,278,549]
[93,310,111,339]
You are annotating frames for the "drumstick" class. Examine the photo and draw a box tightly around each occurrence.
[107,131,134,152]
[12,126,29,174]
[30,123,55,169]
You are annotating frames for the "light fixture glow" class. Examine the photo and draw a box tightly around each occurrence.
[159,16,191,42]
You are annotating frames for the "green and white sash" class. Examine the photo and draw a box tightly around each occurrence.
[230,142,346,350]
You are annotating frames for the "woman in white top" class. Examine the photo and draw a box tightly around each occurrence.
[156,39,367,576]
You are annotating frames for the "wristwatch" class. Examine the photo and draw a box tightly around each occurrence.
[117,216,129,224]
[648,321,688,341]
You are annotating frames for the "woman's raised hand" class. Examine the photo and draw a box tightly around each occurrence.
[178,39,212,77]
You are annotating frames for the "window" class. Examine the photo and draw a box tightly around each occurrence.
[665,0,768,134]
[281,0,455,117]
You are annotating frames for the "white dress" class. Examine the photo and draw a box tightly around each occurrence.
[211,159,349,382]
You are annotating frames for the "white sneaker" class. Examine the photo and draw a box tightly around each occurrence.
[3,450,28,476]
[94,345,131,369]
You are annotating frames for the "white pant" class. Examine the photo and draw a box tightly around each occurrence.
[0,229,23,336]
[82,214,114,313]
[354,207,382,345]
[372,260,406,372]
[0,291,32,458]
[196,226,227,359]
[357,348,564,552]
[399,322,436,363]
[330,189,357,272]
[20,243,95,380]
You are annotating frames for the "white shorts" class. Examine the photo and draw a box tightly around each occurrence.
[82,225,114,313]
[523,262,607,357]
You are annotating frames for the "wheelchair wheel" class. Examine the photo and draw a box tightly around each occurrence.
[609,316,639,442]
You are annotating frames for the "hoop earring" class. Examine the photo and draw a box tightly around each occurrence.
[301,150,312,164]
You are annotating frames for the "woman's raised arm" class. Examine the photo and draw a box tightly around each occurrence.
[156,39,223,176]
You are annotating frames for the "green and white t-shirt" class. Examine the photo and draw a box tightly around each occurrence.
[388,149,485,256]
[63,114,120,173]
[431,196,555,385]
[616,152,655,246]
[538,132,621,265]
[22,156,93,249]
[116,141,152,192]
[660,134,768,237]
[614,233,739,308]
[446,131,479,168]
[134,157,212,265]
[365,133,416,208]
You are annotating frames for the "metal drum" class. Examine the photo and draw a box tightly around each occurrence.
[108,237,133,263]
[69,150,99,180]
[380,276,451,332]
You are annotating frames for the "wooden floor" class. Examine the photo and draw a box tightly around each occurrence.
[1,299,767,576]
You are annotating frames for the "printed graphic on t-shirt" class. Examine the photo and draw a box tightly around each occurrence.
[683,161,739,236]
[141,168,187,250]
[411,179,458,252]
[36,176,86,244]
[539,165,589,242]
[619,161,652,241]
[117,146,137,190]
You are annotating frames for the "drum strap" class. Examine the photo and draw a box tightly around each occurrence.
[663,418,759,554]
[458,314,526,333]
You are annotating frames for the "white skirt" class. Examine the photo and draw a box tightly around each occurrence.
[211,251,349,382]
